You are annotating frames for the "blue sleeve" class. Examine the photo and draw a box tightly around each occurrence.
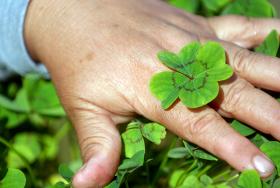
[0,0,49,80]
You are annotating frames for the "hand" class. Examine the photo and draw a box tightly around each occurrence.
[25,0,280,187]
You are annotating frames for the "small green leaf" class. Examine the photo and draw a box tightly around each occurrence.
[58,164,74,182]
[23,74,65,116]
[182,141,217,161]
[251,134,269,147]
[201,0,230,12]
[141,123,166,144]
[260,141,280,175]
[183,141,195,156]
[200,175,213,186]
[150,41,233,109]
[273,178,280,188]
[231,120,255,136]
[255,30,279,56]
[51,181,69,188]
[149,71,183,109]
[42,135,58,160]
[181,175,203,188]
[118,150,145,171]
[193,149,218,161]
[105,180,119,188]
[168,0,199,13]
[237,170,261,188]
[121,122,145,158]
[169,169,185,188]
[8,133,41,168]
[0,143,7,180]
[0,168,26,188]
[222,0,276,18]
[168,147,189,159]
[0,89,30,113]
[0,108,27,129]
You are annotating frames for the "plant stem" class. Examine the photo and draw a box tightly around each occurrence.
[226,174,239,183]
[125,180,129,188]
[54,121,70,141]
[176,159,198,187]
[151,136,177,186]
[0,136,36,185]
[212,168,231,182]
[145,160,150,185]
[196,164,213,177]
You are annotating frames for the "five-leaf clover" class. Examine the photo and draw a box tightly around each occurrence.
[149,41,233,109]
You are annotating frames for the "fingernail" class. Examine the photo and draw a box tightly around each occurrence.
[252,155,274,177]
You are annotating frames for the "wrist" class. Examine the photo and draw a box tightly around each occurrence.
[24,0,75,65]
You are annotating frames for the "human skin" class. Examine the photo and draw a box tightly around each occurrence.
[24,0,280,187]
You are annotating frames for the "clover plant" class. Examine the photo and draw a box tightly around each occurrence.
[255,29,279,57]
[150,41,233,109]
[222,0,276,18]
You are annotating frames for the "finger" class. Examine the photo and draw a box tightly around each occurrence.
[221,41,280,92]
[71,108,121,188]
[135,86,274,177]
[214,76,280,140]
[208,15,280,48]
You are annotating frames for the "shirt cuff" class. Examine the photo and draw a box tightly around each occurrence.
[0,0,49,78]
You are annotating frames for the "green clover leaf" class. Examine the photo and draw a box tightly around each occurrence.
[255,29,279,57]
[222,0,276,18]
[150,41,233,109]
[237,170,262,188]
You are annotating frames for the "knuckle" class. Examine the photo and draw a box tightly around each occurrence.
[213,135,243,157]
[184,112,220,140]
[222,79,252,112]
[269,112,280,135]
[232,49,254,74]
[78,117,118,161]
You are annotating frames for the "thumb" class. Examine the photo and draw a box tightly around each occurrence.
[72,113,121,188]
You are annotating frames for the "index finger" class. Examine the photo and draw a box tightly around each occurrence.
[208,15,280,48]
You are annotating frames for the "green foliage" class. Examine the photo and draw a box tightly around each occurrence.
[231,120,255,136]
[238,170,262,188]
[121,121,166,158]
[180,175,202,188]
[0,75,75,187]
[251,134,269,147]
[58,164,74,182]
[255,30,279,56]
[8,133,41,168]
[121,122,145,158]
[108,121,166,187]
[141,122,166,144]
[201,0,230,12]
[261,141,280,175]
[168,147,190,159]
[168,0,199,13]
[150,41,233,109]
[222,0,276,18]
[0,168,26,188]
[118,150,145,171]
[183,141,218,161]
[0,75,65,124]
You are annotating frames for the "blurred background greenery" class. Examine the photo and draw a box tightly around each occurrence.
[1,0,280,188]
[271,0,280,14]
